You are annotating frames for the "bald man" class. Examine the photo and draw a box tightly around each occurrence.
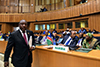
[4,20,35,67]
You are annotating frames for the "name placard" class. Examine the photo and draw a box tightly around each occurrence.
[53,46,69,52]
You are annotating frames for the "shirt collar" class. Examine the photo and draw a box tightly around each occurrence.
[19,28,27,33]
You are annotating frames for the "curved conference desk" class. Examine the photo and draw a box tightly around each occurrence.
[32,46,100,67]
[0,41,100,67]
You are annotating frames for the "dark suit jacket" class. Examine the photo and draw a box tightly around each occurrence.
[4,30,35,67]
[61,35,78,50]
[38,36,43,44]
[53,36,59,45]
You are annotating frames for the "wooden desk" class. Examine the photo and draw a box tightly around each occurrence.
[0,41,100,67]
[0,41,8,54]
[32,46,100,67]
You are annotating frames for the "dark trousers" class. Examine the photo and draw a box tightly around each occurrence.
[14,56,31,67]
[26,55,31,67]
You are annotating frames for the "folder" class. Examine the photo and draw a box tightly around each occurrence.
[75,48,92,53]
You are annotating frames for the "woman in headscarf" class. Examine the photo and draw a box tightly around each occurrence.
[82,33,100,50]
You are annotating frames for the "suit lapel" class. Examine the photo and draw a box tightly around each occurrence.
[17,30,27,46]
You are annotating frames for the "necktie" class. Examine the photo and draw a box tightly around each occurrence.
[23,33,28,45]
[65,38,72,45]
[23,33,30,56]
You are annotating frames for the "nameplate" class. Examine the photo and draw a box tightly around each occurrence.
[53,46,69,52]
[0,39,4,41]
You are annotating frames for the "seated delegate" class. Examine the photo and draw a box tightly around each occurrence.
[76,33,85,47]
[52,31,59,45]
[82,33,100,50]
[59,31,79,50]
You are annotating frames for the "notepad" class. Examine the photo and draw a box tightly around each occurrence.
[75,48,92,53]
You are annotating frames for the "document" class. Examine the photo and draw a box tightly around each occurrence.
[29,36,32,47]
[75,48,92,53]
[43,46,53,49]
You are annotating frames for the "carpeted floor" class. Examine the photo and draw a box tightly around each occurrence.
[0,53,14,67]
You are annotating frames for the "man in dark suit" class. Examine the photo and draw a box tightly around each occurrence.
[4,20,35,67]
[76,33,85,47]
[52,31,59,45]
[59,31,78,50]
[37,33,43,44]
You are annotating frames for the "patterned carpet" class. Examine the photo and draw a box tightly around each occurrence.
[0,53,14,67]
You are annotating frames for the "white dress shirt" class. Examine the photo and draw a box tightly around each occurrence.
[19,29,35,48]
[76,38,83,46]
[19,29,28,44]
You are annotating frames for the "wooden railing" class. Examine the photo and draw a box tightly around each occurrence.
[34,34,100,37]
[0,0,99,22]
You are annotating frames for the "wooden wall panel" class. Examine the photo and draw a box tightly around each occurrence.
[93,0,97,13]
[4,0,7,6]
[74,6,78,16]
[4,15,9,22]
[27,14,35,22]
[0,6,5,13]
[96,15,100,31]
[51,4,54,10]
[56,11,62,19]
[9,15,15,22]
[0,0,99,15]
[2,15,4,22]
[0,0,4,6]
[29,23,35,31]
[70,8,72,17]
[42,12,50,21]
[68,8,71,17]
[61,9,67,18]
[96,0,100,12]
[71,7,74,17]
[66,9,70,18]
[79,5,82,15]
[1,23,6,33]
[95,15,98,31]
[50,12,55,20]
[72,7,75,17]
[23,14,28,21]
[77,6,80,16]
[90,1,94,13]
[36,13,42,21]
[10,0,15,6]
[56,3,59,10]
[0,16,2,22]
[6,23,13,33]
[83,3,88,15]
[5,6,9,13]
[1,14,100,33]
[7,0,10,6]
[0,0,99,22]
[87,2,91,14]
[47,12,51,20]
[14,15,23,22]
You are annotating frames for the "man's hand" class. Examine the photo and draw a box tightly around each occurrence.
[76,45,82,48]
[29,46,35,51]
[4,62,9,67]
[58,44,64,46]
